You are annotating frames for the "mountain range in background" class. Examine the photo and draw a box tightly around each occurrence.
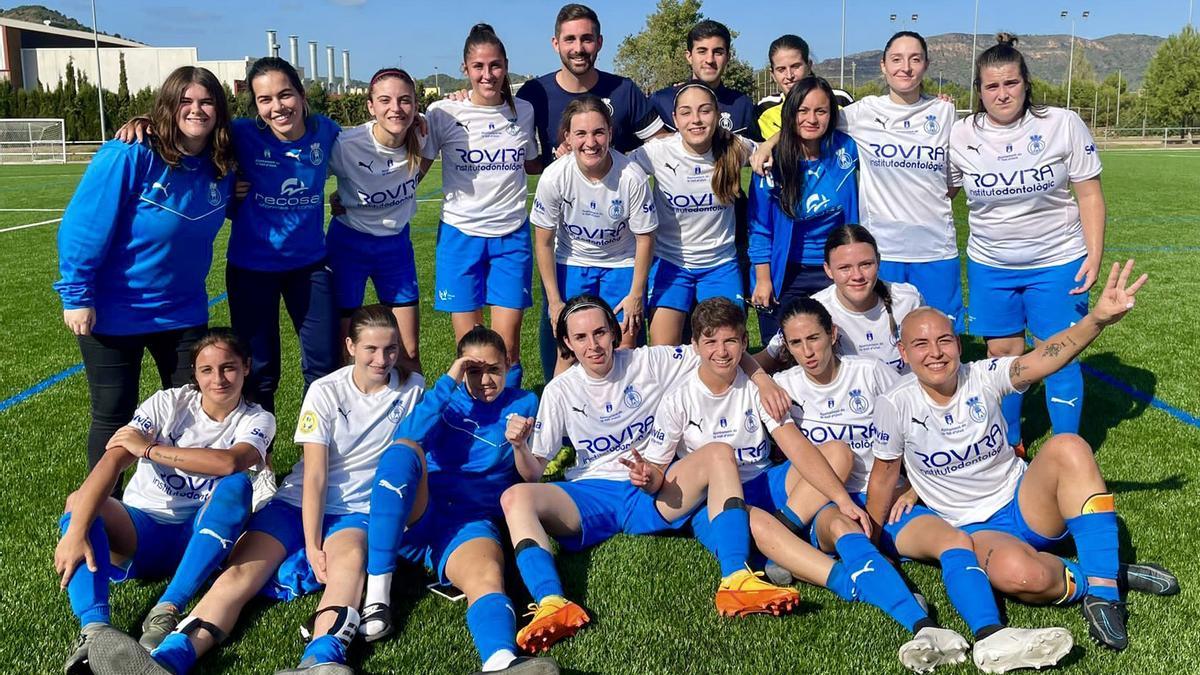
[0,4,130,39]
[811,32,1165,89]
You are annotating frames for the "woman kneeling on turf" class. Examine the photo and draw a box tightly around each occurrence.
[359,325,557,674]
[88,305,425,675]
[500,294,798,654]
[867,261,1178,661]
[56,329,273,673]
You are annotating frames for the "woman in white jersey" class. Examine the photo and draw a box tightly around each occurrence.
[757,225,922,374]
[422,24,541,387]
[533,95,657,369]
[949,34,1104,453]
[839,31,963,331]
[629,82,753,346]
[88,306,425,675]
[326,67,425,373]
[500,294,799,653]
[56,330,273,672]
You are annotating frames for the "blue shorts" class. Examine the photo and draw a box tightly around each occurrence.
[966,257,1088,339]
[554,479,686,552]
[691,463,790,553]
[396,508,502,585]
[648,258,744,312]
[556,263,635,321]
[247,499,369,601]
[434,222,533,312]
[845,491,933,560]
[959,479,1068,552]
[326,219,419,310]
[115,505,197,581]
[879,258,965,333]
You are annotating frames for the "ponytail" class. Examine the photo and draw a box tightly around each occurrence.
[674,81,748,205]
[464,23,516,115]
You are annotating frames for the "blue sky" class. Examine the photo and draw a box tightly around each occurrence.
[46,0,1191,80]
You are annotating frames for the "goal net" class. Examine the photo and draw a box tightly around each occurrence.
[0,118,67,164]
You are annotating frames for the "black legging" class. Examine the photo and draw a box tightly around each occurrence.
[77,326,207,468]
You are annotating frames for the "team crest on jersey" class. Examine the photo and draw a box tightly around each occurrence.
[944,413,954,425]
[310,142,324,166]
[299,410,318,433]
[387,399,404,423]
[506,118,521,136]
[744,408,759,433]
[623,384,643,409]
[923,114,940,135]
[719,111,733,130]
[262,148,272,159]
[848,389,869,414]
[865,331,875,342]
[609,199,624,219]
[208,182,222,206]
[826,398,836,409]
[835,147,853,170]
[1027,134,1046,155]
[967,396,987,423]
[719,417,728,429]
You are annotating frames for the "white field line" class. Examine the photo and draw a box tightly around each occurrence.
[0,217,61,233]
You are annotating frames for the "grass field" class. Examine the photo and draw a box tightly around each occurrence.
[0,151,1198,674]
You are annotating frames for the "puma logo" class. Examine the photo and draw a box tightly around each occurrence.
[454,121,470,130]
[967,144,981,154]
[664,162,680,175]
[911,416,929,430]
[198,528,233,549]
[1050,397,1079,408]
[850,560,875,583]
[357,160,374,172]
[874,117,887,128]
[150,181,170,197]
[570,405,588,417]
[377,480,408,498]
[337,407,351,423]
[687,419,703,432]
[562,197,575,208]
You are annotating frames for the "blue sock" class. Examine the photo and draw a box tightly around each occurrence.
[940,547,1002,636]
[825,561,857,602]
[366,444,424,575]
[711,503,751,578]
[1044,362,1084,434]
[60,513,111,627]
[467,592,517,662]
[160,474,252,609]
[1056,556,1090,604]
[151,632,197,674]
[1066,504,1120,602]
[835,533,928,632]
[1001,391,1023,445]
[505,362,524,389]
[300,635,346,666]
[515,542,564,602]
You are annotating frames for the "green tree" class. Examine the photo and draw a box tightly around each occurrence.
[1142,25,1200,130]
[117,51,130,101]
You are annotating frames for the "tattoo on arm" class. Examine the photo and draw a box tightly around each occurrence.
[1042,342,1064,358]
[1009,358,1031,387]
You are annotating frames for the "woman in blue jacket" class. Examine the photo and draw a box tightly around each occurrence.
[55,66,236,469]
[748,75,859,343]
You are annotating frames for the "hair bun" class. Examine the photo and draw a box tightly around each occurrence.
[995,32,1019,47]
[471,23,496,35]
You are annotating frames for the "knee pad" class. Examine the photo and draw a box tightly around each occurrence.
[300,605,361,647]
[177,615,229,644]
[1081,492,1115,515]
[722,497,746,513]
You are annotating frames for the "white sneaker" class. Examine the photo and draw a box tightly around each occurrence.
[898,626,970,673]
[972,626,1073,674]
[251,466,277,512]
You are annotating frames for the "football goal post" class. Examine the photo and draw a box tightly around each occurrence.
[0,118,67,164]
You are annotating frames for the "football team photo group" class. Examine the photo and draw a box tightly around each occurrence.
[34,2,1188,674]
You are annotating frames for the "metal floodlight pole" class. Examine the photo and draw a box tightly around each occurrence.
[1115,69,1122,127]
[969,0,980,111]
[1062,10,1089,113]
[840,0,847,88]
[90,0,106,140]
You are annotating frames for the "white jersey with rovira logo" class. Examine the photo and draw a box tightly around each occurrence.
[773,356,899,494]
[840,95,957,263]
[873,356,1030,526]
[124,387,275,524]
[766,281,923,374]
[281,365,425,515]
[531,149,658,268]
[949,106,1101,269]
[628,134,754,268]
[647,369,785,483]
[421,98,537,237]
[532,345,700,481]
[328,122,426,237]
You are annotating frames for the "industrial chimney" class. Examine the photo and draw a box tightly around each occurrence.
[308,40,319,81]
[266,30,277,58]
[288,35,299,67]
[326,45,336,88]
[342,50,350,89]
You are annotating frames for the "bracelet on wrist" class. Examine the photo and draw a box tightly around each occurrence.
[143,442,157,460]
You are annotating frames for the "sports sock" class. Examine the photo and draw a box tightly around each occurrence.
[467,593,518,665]
[514,541,563,603]
[160,474,252,609]
[365,572,393,608]
[939,547,1003,637]
[60,513,112,627]
[151,632,198,675]
[482,649,518,672]
[712,499,751,578]
[834,532,927,632]
[1000,391,1023,446]
[300,635,346,666]
[1066,493,1120,602]
[505,362,524,389]
[366,444,423,576]
[824,561,857,602]
[1044,363,1084,434]
[1054,556,1090,604]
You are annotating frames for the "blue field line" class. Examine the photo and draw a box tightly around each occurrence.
[0,292,229,415]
